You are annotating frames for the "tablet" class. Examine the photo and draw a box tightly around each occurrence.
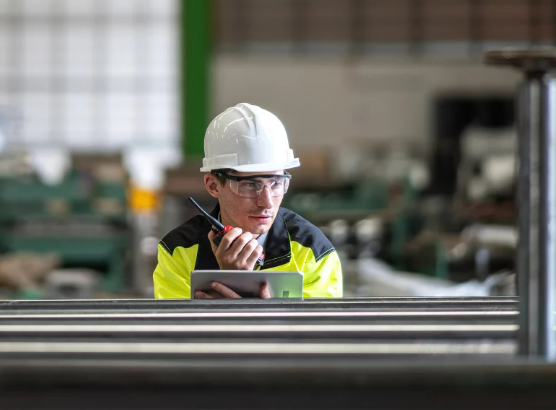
[191,270,303,299]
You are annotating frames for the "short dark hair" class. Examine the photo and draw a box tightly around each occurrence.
[211,169,234,185]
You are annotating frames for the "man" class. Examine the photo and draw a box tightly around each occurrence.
[153,103,342,299]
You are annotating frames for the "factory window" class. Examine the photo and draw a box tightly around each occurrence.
[0,0,179,152]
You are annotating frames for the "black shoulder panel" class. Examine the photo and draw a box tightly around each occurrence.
[280,208,336,261]
[159,215,206,255]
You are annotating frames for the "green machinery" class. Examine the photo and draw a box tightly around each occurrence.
[282,175,453,277]
[0,169,129,295]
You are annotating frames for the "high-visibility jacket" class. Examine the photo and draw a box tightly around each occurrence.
[153,204,343,298]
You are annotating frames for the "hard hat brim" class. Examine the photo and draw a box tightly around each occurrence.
[200,159,300,173]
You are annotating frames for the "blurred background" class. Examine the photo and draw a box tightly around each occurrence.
[0,0,547,300]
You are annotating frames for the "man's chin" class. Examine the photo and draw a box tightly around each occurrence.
[250,225,270,235]
[247,220,273,235]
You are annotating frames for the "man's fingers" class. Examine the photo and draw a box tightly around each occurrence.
[260,283,271,299]
[217,228,243,252]
[245,244,264,268]
[211,281,241,299]
[209,228,264,271]
[194,291,213,299]
[239,240,261,265]
[227,231,253,259]
[199,283,268,299]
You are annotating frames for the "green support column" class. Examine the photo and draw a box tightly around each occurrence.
[181,0,210,159]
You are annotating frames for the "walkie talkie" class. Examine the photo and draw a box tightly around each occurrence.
[189,197,264,267]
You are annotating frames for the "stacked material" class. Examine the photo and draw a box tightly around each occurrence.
[1,297,556,409]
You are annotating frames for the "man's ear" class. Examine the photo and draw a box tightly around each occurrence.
[204,173,221,198]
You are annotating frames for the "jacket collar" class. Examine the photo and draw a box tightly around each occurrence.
[194,203,291,270]
[261,207,292,269]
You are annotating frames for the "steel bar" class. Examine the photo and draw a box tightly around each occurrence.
[0,310,519,318]
[0,310,518,325]
[0,297,518,313]
[486,48,556,360]
[0,297,545,410]
[539,77,556,361]
[517,71,542,357]
[0,323,517,341]
[0,341,516,357]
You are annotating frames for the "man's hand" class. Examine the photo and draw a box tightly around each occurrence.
[208,228,263,270]
[194,282,271,299]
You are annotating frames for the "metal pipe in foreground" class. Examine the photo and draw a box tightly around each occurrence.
[485,48,556,361]
[0,297,518,312]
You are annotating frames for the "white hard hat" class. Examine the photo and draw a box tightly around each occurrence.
[200,103,300,173]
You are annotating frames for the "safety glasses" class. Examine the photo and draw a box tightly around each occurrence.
[213,171,292,198]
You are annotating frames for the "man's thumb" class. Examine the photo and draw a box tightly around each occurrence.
[260,283,271,299]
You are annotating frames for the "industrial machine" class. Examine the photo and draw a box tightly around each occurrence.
[0,156,130,296]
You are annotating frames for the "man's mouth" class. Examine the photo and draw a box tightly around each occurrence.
[249,215,273,222]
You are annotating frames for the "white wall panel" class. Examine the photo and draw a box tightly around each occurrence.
[21,25,52,77]
[63,94,94,138]
[145,92,176,141]
[105,24,136,78]
[106,93,136,143]
[19,93,52,144]
[21,0,55,15]
[0,0,11,14]
[0,25,10,75]
[213,56,521,152]
[107,0,137,16]
[144,24,177,77]
[62,27,95,77]
[149,0,177,16]
[63,0,96,16]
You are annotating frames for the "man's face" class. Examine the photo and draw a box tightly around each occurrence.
[204,170,286,236]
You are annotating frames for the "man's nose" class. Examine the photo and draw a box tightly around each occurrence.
[256,186,273,208]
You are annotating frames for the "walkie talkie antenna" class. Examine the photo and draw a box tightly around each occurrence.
[189,197,226,231]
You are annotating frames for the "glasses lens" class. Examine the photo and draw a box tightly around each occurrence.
[232,176,289,198]
[237,180,263,197]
